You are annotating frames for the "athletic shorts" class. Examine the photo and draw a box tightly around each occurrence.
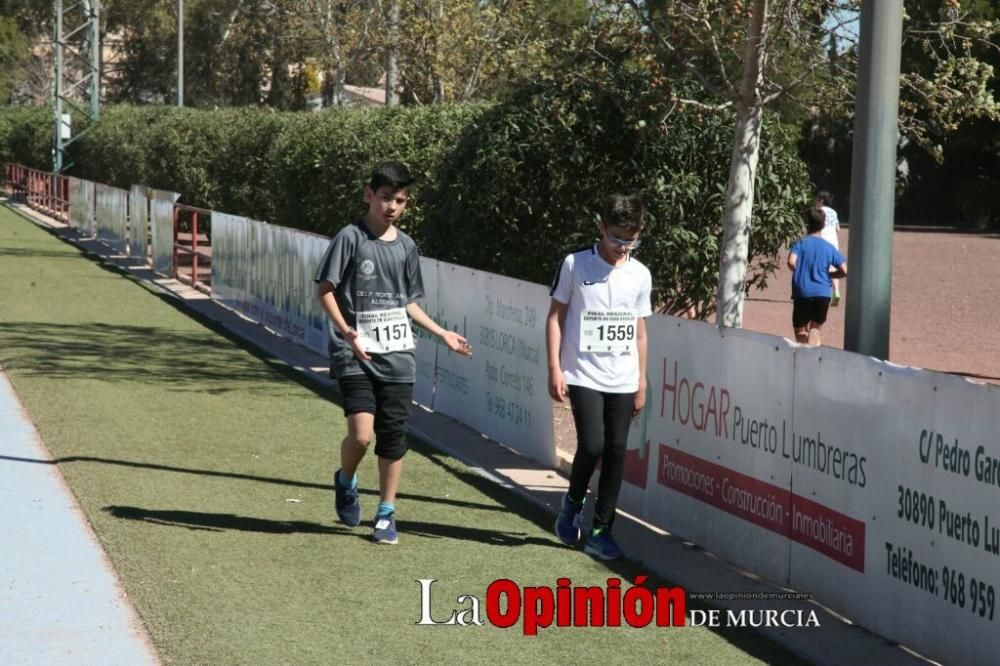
[792,297,831,329]
[336,372,413,460]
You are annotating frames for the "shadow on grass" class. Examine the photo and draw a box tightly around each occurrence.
[103,505,560,548]
[0,246,90,260]
[104,505,354,535]
[0,453,506,513]
[0,320,306,396]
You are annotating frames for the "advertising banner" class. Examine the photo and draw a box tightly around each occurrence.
[623,321,796,583]
[433,262,555,467]
[789,349,1000,665]
[149,190,179,277]
[95,183,128,255]
[211,213,329,355]
[68,177,95,235]
[129,185,149,262]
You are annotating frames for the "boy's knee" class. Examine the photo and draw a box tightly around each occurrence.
[373,429,408,460]
[345,433,373,449]
[607,438,628,457]
[576,435,605,460]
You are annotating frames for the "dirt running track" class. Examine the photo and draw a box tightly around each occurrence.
[741,228,1000,384]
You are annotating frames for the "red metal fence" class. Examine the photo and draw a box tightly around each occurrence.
[2,162,211,292]
[2,163,70,224]
[173,203,212,291]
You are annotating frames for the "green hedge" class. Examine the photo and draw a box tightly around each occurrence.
[0,106,51,169]
[0,86,808,316]
[60,104,483,239]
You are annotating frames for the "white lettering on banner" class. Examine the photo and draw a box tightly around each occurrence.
[579,309,637,352]
[356,308,414,353]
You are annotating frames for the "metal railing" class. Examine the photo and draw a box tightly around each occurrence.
[2,164,70,224]
[173,203,212,292]
[3,162,213,293]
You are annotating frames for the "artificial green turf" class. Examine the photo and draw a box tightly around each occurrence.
[0,206,806,665]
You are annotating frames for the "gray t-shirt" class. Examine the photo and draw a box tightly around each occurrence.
[313,220,425,382]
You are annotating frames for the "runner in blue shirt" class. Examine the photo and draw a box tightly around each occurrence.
[787,207,848,347]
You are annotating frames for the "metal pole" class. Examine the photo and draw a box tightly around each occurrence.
[177,0,184,106]
[843,0,903,360]
[91,0,100,120]
[53,0,64,172]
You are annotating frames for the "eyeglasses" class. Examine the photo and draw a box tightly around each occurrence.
[606,232,641,251]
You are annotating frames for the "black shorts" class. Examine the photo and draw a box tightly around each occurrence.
[336,372,414,460]
[792,297,831,328]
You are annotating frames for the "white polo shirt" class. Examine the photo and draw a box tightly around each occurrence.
[550,245,653,393]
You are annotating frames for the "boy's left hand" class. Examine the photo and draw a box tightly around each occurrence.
[442,330,473,357]
[633,384,646,417]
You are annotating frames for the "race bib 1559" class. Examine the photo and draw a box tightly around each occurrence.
[579,309,637,353]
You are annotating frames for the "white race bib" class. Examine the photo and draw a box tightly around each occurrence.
[356,308,414,353]
[579,309,637,353]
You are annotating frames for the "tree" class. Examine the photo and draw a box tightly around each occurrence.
[0,0,52,105]
[299,0,378,106]
[0,16,28,104]
[388,0,589,104]
[619,0,1000,326]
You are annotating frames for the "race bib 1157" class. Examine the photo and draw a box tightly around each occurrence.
[356,307,415,353]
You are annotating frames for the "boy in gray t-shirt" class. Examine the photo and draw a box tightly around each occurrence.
[314,162,471,544]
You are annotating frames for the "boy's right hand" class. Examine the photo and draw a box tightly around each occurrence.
[345,329,372,361]
[548,370,568,402]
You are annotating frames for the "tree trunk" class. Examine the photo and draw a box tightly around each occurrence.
[322,63,346,106]
[716,0,768,329]
[432,0,445,103]
[385,0,400,106]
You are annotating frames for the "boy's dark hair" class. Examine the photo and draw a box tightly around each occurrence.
[369,161,415,191]
[805,206,826,233]
[602,193,645,231]
[816,190,833,206]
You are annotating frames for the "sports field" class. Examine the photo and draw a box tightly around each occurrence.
[0,206,808,663]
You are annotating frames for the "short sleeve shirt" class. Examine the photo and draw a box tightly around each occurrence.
[313,220,424,382]
[550,246,653,393]
[789,236,846,299]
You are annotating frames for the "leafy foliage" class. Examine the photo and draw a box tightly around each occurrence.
[422,67,809,317]
[0,105,50,168]
[41,104,481,240]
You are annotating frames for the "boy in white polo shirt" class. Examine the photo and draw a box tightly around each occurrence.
[547,193,652,560]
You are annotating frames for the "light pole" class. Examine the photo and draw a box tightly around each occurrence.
[177,0,184,106]
[843,0,904,360]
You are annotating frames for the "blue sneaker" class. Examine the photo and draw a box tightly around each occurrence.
[334,469,361,527]
[372,513,398,545]
[584,529,624,561]
[554,494,584,545]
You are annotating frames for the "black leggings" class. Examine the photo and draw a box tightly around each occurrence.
[567,384,635,530]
